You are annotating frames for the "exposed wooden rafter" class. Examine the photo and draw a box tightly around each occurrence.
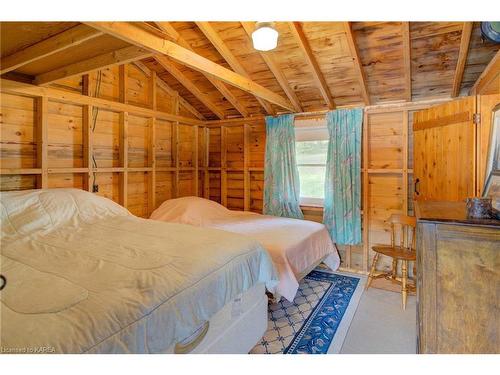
[195,21,276,115]
[155,55,225,119]
[452,22,473,97]
[34,46,153,85]
[154,22,250,117]
[85,22,294,111]
[240,22,302,113]
[288,22,335,109]
[402,22,412,102]
[343,22,370,105]
[1,24,103,75]
[133,61,206,121]
[469,49,500,95]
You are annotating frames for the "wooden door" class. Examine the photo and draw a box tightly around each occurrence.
[413,97,476,201]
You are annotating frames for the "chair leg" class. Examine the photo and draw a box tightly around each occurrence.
[391,258,398,280]
[401,260,408,310]
[365,253,380,290]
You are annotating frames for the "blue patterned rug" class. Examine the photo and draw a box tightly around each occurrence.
[251,268,361,354]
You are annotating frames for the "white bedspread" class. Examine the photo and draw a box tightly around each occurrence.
[0,189,277,353]
[150,197,340,301]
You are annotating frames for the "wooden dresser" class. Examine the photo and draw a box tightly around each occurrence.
[415,201,500,354]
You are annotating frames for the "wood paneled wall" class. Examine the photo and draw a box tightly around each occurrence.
[1,63,497,279]
[0,63,202,218]
[202,102,445,275]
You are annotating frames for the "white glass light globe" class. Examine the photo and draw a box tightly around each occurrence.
[252,23,278,51]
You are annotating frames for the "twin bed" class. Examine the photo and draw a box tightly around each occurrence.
[0,189,340,354]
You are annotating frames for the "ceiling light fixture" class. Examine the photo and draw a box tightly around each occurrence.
[252,22,279,51]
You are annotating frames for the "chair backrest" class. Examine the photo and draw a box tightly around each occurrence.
[388,214,416,251]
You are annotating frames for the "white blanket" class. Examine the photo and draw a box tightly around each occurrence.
[150,197,340,301]
[0,189,277,353]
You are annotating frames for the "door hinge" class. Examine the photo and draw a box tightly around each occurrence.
[473,113,481,124]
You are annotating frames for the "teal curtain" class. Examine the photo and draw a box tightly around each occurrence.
[263,114,303,219]
[323,108,363,245]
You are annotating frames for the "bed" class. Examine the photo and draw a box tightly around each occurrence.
[0,189,278,354]
[150,197,340,302]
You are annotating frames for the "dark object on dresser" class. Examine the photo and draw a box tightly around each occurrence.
[415,201,500,354]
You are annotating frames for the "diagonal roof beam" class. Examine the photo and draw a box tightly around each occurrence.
[343,22,370,105]
[154,22,249,117]
[452,22,473,97]
[195,21,277,115]
[288,22,335,109]
[155,55,225,119]
[133,61,206,121]
[34,46,153,85]
[469,49,500,95]
[402,22,412,102]
[1,24,103,75]
[240,22,302,113]
[85,22,294,112]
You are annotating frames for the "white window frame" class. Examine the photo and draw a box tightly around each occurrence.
[295,118,328,207]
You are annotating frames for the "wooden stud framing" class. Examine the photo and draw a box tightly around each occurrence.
[362,111,369,272]
[36,96,49,188]
[402,110,409,215]
[173,94,180,198]
[0,78,202,126]
[193,125,199,196]
[452,22,473,98]
[154,22,250,117]
[288,22,336,109]
[195,21,276,115]
[243,123,251,211]
[220,126,228,206]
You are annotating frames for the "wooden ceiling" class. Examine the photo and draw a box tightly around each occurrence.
[1,21,498,120]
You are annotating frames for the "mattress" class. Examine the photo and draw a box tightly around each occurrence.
[150,197,340,302]
[162,283,267,354]
[0,189,278,354]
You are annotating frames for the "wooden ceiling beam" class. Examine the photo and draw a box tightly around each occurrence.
[85,22,294,112]
[452,22,473,97]
[240,22,302,113]
[154,22,249,117]
[288,22,335,109]
[34,46,153,86]
[1,24,103,75]
[402,22,412,102]
[155,55,225,119]
[343,22,370,105]
[195,21,276,115]
[469,49,500,95]
[133,61,206,121]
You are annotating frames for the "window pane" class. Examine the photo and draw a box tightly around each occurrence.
[298,166,326,199]
[296,140,328,165]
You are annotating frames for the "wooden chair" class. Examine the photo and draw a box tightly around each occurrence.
[365,214,417,310]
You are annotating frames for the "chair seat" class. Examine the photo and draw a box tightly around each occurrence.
[371,245,416,260]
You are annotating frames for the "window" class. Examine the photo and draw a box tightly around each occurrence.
[295,119,328,206]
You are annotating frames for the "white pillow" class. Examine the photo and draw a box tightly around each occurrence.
[150,196,230,226]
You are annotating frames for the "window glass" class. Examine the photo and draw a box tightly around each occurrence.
[296,139,328,204]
